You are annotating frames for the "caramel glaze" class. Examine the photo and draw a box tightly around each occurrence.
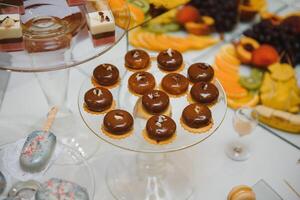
[188,62,214,83]
[182,104,212,128]
[93,63,119,86]
[103,109,134,135]
[125,49,150,70]
[161,73,189,95]
[128,71,156,95]
[142,90,169,114]
[84,87,113,112]
[157,49,183,71]
[190,82,219,104]
[146,115,176,142]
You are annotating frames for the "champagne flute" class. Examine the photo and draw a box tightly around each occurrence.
[225,107,258,161]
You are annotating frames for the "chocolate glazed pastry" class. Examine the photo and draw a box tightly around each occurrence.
[182,104,212,129]
[161,73,189,95]
[190,82,219,104]
[125,49,150,70]
[142,90,170,114]
[84,87,113,112]
[93,63,119,86]
[188,63,214,83]
[145,115,176,143]
[128,71,156,95]
[157,48,183,71]
[103,109,134,135]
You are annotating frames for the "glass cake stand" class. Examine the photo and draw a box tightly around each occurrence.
[78,57,227,199]
[0,140,95,199]
[0,0,130,162]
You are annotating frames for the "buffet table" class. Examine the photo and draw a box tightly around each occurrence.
[0,37,299,200]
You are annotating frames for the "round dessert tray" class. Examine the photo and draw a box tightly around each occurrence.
[0,0,130,72]
[0,140,95,199]
[78,55,227,153]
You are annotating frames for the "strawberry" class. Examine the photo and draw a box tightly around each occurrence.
[176,5,200,25]
[251,44,279,68]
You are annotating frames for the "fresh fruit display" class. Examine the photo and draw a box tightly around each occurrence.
[251,44,279,68]
[243,13,300,66]
[109,0,189,29]
[260,63,300,113]
[129,27,218,52]
[213,39,300,115]
[127,0,273,52]
[254,105,300,134]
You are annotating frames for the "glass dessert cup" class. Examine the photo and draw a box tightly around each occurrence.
[225,107,258,161]
[0,141,95,199]
[0,0,130,163]
[78,57,227,199]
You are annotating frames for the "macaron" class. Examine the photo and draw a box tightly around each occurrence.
[227,185,256,200]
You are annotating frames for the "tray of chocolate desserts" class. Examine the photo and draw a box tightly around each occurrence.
[0,0,130,70]
[78,48,227,152]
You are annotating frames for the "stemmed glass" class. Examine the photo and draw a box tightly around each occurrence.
[225,107,258,161]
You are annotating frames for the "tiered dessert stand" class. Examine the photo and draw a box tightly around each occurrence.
[0,0,130,161]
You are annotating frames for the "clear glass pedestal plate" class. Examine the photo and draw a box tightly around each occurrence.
[0,140,95,199]
[0,0,130,162]
[78,56,228,199]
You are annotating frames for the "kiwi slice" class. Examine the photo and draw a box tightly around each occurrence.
[128,0,150,13]
[239,76,262,91]
[240,68,264,90]
[144,23,180,33]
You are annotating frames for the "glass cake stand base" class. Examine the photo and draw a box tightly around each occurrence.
[35,69,100,164]
[106,153,194,200]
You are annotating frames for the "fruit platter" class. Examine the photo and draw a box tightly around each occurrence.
[212,11,300,133]
[127,0,272,53]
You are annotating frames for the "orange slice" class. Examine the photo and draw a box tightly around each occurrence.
[220,44,241,65]
[228,93,259,109]
[215,54,239,74]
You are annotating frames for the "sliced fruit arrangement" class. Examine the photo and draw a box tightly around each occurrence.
[214,36,299,134]
[213,44,260,109]
[129,27,218,52]
[127,0,273,52]
[109,0,189,29]
[254,105,300,134]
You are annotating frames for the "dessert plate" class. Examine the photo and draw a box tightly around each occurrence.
[0,140,95,199]
[78,55,227,153]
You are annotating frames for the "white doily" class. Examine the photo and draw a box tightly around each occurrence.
[2,138,62,181]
